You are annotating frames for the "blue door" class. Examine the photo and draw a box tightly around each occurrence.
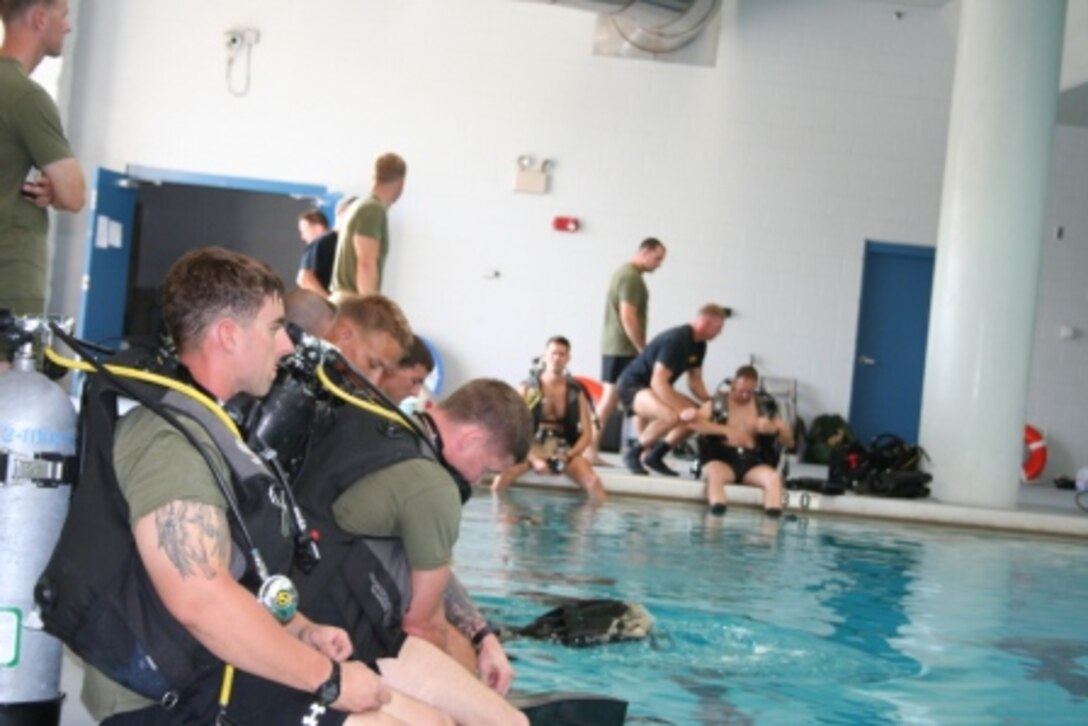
[78,165,337,348]
[77,167,137,348]
[848,241,935,445]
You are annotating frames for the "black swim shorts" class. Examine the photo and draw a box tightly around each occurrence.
[101,669,351,726]
[698,436,768,482]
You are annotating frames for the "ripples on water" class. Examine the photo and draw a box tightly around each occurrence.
[454,488,1088,725]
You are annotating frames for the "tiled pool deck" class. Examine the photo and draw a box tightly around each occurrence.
[504,455,1088,539]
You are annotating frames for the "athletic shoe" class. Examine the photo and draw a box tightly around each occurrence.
[643,458,680,477]
[622,446,648,475]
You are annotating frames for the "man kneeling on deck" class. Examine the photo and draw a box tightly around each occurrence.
[696,365,794,516]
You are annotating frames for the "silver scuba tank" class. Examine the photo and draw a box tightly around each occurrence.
[0,316,76,724]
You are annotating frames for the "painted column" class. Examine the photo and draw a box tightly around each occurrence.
[918,0,1066,508]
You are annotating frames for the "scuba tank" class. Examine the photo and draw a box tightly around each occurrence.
[31,327,316,712]
[0,314,77,726]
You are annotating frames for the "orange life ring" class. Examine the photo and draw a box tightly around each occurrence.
[1022,424,1048,482]
[573,376,604,404]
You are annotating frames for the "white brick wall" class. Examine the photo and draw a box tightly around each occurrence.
[51,0,1083,470]
[1029,125,1088,479]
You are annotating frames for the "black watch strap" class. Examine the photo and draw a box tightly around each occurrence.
[471,623,495,650]
[315,659,341,707]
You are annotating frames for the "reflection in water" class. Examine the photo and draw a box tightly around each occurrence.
[1000,638,1088,700]
[459,489,1088,724]
[817,533,922,668]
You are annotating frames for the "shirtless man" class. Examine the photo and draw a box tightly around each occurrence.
[697,365,794,516]
[493,336,605,501]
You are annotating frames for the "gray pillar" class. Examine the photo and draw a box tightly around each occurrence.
[918,0,1066,508]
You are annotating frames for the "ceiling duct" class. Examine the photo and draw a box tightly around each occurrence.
[530,1,724,63]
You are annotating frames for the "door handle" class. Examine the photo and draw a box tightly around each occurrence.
[858,355,876,366]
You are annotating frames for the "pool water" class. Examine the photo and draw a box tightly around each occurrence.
[454,489,1088,725]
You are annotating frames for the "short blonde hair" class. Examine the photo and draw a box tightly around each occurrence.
[375,153,407,184]
[335,294,412,351]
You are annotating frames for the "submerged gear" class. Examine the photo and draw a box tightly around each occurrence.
[506,599,654,647]
[34,342,301,708]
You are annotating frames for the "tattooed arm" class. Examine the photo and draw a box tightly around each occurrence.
[443,573,487,641]
[444,573,515,694]
[132,500,388,711]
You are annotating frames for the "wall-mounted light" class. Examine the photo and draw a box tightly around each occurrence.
[514,155,554,194]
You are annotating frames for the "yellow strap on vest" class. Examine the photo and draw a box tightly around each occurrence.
[44,346,240,436]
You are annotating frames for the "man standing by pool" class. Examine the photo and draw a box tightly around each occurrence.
[588,237,667,462]
[330,153,406,297]
[617,303,730,476]
[1,0,86,319]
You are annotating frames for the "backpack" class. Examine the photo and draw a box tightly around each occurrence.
[855,433,931,498]
[827,442,871,489]
[803,414,855,464]
[856,469,932,498]
[867,433,926,472]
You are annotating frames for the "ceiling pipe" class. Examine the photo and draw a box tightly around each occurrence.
[531,0,722,54]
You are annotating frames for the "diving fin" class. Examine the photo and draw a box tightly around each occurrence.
[511,691,628,726]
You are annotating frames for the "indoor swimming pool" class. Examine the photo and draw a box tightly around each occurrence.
[455,489,1088,725]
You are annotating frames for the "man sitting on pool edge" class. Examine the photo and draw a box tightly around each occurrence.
[695,365,793,516]
[492,335,606,502]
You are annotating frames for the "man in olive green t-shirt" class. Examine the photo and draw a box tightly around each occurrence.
[0,0,86,319]
[589,237,667,460]
[330,152,407,297]
[79,248,396,724]
[316,374,533,696]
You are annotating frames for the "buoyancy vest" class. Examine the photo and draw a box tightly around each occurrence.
[291,401,435,661]
[34,347,295,708]
[525,371,584,446]
[708,383,781,466]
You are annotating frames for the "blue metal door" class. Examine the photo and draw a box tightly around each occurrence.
[848,241,935,445]
[77,165,337,348]
[77,167,137,348]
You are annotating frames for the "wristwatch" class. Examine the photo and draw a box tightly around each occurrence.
[315,660,341,707]
[471,623,496,650]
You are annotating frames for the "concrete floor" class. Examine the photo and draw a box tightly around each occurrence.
[514,453,1088,537]
[51,454,1086,725]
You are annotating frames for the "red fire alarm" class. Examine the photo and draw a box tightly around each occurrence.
[552,216,580,232]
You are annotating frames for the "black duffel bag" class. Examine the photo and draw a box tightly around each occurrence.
[857,469,932,498]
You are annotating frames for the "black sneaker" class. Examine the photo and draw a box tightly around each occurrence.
[643,457,680,477]
[623,445,648,475]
